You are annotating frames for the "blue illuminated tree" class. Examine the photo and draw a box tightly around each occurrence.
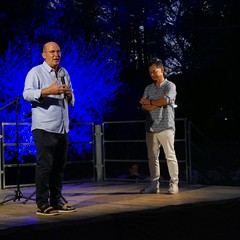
[0,36,126,124]
[0,2,129,163]
[0,34,127,161]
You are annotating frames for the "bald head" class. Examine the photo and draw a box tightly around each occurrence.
[42,42,61,69]
[42,42,60,53]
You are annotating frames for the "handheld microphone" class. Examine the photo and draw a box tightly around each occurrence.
[58,70,67,99]
[58,71,65,84]
[61,76,65,84]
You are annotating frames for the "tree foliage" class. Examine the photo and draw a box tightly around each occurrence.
[0,0,239,137]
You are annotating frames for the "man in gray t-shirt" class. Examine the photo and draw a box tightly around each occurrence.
[139,58,179,194]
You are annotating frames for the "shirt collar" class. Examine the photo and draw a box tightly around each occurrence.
[43,61,61,74]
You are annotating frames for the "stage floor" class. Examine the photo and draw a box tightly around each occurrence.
[0,181,240,240]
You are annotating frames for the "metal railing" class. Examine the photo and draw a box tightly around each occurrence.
[1,119,191,189]
[1,122,95,189]
[102,119,191,183]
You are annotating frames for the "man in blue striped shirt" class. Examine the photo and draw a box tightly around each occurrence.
[23,41,76,215]
[139,58,179,194]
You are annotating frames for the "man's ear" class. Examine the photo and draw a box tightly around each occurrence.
[42,52,46,59]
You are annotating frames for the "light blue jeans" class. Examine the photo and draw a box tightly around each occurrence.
[146,129,179,186]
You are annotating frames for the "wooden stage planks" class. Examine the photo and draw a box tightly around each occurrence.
[0,181,240,239]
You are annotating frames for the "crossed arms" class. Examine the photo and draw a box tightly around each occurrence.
[139,97,168,111]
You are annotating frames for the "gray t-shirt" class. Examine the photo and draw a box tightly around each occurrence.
[142,79,176,132]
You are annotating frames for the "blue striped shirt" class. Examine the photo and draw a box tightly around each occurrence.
[23,61,74,134]
[142,79,176,132]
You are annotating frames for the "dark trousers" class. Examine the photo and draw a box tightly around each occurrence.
[32,129,68,208]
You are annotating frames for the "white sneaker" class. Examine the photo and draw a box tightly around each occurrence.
[140,185,160,194]
[168,183,179,194]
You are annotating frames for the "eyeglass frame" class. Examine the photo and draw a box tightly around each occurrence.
[44,50,61,55]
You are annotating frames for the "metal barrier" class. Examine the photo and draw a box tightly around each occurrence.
[1,122,95,189]
[102,119,191,183]
[0,134,2,188]
[1,119,191,189]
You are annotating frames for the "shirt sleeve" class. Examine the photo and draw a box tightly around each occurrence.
[164,81,176,106]
[23,68,43,102]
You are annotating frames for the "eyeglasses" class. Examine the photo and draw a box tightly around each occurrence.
[45,50,61,55]
[149,68,160,75]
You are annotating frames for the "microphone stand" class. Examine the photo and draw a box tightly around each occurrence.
[22,189,68,204]
[0,95,29,205]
